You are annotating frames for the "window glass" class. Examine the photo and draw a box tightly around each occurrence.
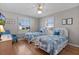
[47,18,54,27]
[18,18,30,31]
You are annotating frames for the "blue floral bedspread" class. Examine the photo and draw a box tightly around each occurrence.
[25,32,46,42]
[33,35,68,54]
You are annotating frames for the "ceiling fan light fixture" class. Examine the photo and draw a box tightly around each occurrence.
[37,4,43,14]
[39,5,43,10]
[38,10,42,14]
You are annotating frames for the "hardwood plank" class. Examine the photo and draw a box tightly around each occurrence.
[0,40,79,55]
[59,45,79,55]
[0,40,15,55]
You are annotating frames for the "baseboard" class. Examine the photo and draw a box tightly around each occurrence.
[68,43,79,48]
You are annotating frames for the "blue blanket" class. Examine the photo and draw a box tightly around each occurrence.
[25,32,46,42]
[34,35,67,54]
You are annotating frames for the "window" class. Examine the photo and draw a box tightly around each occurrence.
[18,18,30,31]
[47,17,54,27]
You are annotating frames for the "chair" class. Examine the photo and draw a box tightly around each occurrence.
[12,34,18,43]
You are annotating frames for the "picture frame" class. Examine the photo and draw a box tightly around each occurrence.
[62,19,67,25]
[67,18,73,25]
[62,18,73,25]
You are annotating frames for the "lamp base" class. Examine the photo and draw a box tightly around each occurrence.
[0,34,1,41]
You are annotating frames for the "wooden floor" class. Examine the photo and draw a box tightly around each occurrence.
[0,40,79,55]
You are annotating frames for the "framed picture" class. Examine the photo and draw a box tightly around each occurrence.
[62,19,67,25]
[67,18,73,25]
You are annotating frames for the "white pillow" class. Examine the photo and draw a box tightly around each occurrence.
[60,30,64,36]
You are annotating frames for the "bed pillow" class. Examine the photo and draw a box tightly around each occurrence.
[39,28,44,33]
[40,27,47,33]
[53,28,65,36]
[52,28,60,35]
[60,30,64,36]
[54,31,60,35]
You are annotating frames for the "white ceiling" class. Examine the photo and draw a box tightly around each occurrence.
[0,3,79,18]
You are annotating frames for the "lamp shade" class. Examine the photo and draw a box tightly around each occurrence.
[0,25,5,32]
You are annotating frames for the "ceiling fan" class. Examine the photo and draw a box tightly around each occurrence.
[37,3,43,14]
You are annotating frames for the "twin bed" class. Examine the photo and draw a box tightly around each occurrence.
[25,27,48,43]
[24,27,68,55]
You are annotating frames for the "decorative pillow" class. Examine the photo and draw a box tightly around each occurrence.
[40,30,43,33]
[40,28,44,32]
[54,31,60,35]
[40,27,47,33]
[52,28,67,37]
[60,30,64,35]
[52,28,60,35]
